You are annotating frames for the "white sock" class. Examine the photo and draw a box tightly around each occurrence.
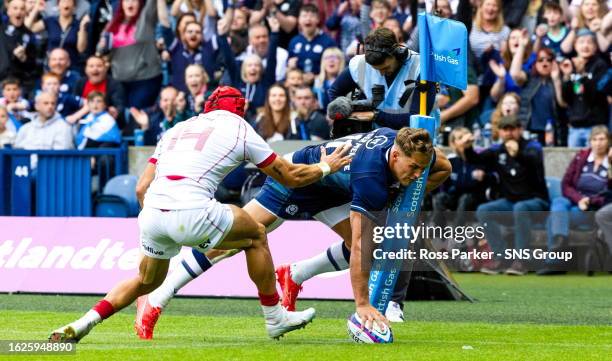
[83,310,102,324]
[148,249,212,308]
[72,310,102,332]
[290,242,350,285]
[262,303,283,322]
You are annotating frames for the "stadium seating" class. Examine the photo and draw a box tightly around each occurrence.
[94,175,140,218]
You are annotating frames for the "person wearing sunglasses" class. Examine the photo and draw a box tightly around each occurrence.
[517,47,566,146]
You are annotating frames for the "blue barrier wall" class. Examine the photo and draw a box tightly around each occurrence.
[0,147,127,216]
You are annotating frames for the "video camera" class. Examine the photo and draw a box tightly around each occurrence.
[328,85,385,139]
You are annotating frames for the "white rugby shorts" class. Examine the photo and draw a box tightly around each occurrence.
[138,200,234,259]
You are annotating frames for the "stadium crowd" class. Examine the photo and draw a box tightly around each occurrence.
[0,0,610,274]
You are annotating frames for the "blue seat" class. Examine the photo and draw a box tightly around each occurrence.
[95,196,131,217]
[95,175,139,217]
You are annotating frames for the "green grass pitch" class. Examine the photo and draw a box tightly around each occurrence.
[1,274,611,361]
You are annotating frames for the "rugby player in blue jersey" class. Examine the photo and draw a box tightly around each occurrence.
[135,126,451,338]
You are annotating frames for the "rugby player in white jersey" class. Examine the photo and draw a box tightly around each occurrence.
[48,86,351,342]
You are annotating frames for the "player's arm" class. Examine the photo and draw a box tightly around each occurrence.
[259,144,352,188]
[425,148,452,193]
[136,162,156,208]
[349,211,388,329]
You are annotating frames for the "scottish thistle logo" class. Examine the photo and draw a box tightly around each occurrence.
[431,48,461,65]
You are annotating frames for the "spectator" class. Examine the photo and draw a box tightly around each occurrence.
[249,0,300,49]
[469,0,510,60]
[561,0,610,54]
[24,0,90,68]
[165,6,221,86]
[0,0,38,94]
[489,28,535,101]
[432,127,493,228]
[0,106,16,148]
[128,86,178,145]
[237,23,289,82]
[47,48,81,96]
[368,0,391,30]
[0,77,30,132]
[560,29,609,147]
[14,92,74,150]
[74,91,121,149]
[288,4,337,84]
[73,55,126,128]
[163,20,210,93]
[39,72,84,119]
[313,47,345,110]
[228,8,250,57]
[100,0,169,109]
[456,115,549,276]
[173,12,198,43]
[541,126,611,274]
[227,15,249,57]
[171,91,195,127]
[284,68,305,100]
[382,17,405,43]
[184,64,211,114]
[218,16,279,120]
[44,0,91,18]
[518,47,566,145]
[288,85,330,140]
[489,92,520,142]
[326,0,363,53]
[533,1,569,56]
[255,83,292,142]
[230,7,249,34]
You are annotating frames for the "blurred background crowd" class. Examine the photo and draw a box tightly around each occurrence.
[0,0,609,150]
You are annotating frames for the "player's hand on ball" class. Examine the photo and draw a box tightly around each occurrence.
[356,304,389,331]
[320,143,352,173]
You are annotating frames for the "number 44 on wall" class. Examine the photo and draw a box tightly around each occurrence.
[14,166,29,177]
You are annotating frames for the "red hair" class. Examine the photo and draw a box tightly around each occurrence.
[106,0,144,35]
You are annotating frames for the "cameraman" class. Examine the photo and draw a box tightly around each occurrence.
[328,28,436,130]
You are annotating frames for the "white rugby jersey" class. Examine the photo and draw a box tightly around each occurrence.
[144,110,276,209]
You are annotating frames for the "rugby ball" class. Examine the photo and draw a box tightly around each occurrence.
[347,313,393,344]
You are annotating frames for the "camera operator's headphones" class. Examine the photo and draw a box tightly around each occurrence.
[364,43,409,62]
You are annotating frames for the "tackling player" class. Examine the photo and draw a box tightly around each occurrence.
[48,86,352,342]
[135,126,451,338]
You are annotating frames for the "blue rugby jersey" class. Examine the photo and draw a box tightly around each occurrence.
[292,128,399,219]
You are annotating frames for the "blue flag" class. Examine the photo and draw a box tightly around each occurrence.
[368,115,436,314]
[418,13,468,90]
